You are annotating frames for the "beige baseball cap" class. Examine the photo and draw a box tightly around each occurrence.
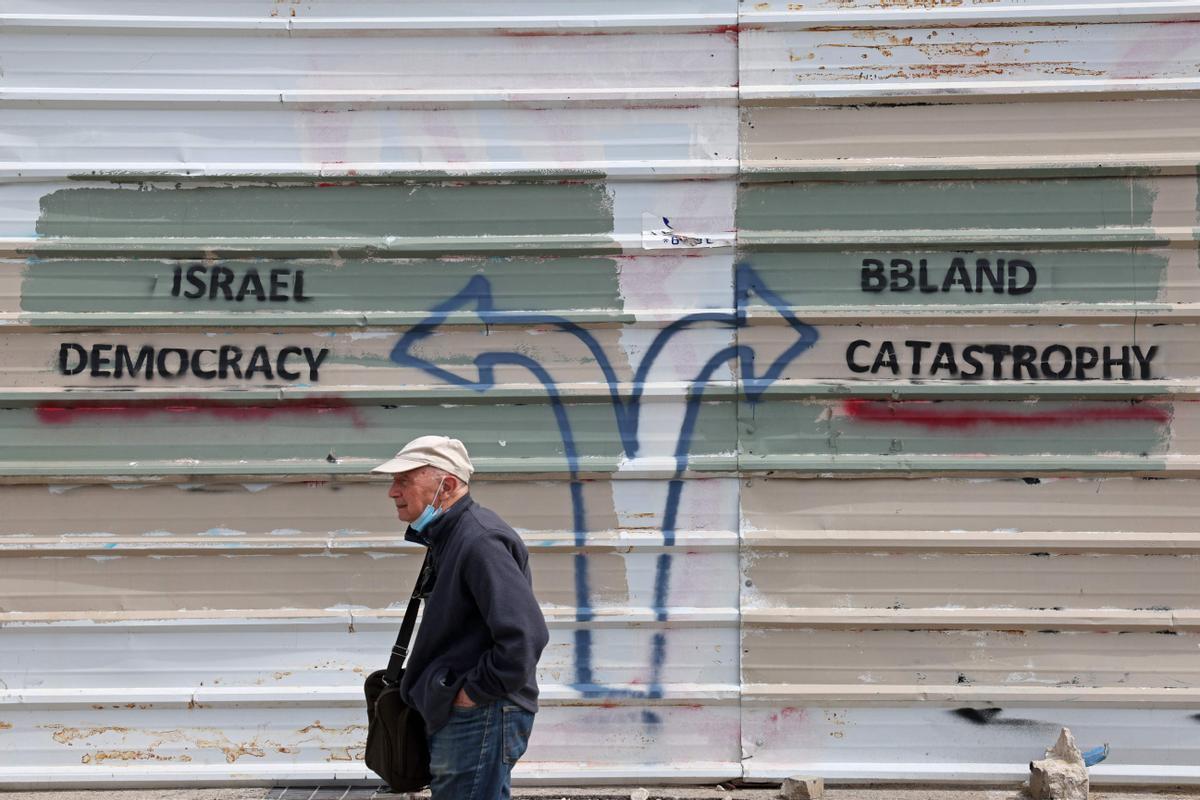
[372,435,475,483]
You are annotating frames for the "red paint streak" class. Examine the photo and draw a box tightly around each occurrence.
[841,399,1170,430]
[715,24,740,42]
[499,25,737,37]
[35,398,367,429]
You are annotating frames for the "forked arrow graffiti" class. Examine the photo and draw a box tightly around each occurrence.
[389,263,818,700]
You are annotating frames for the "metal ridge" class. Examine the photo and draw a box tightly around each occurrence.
[740,77,1200,102]
[742,2,1200,27]
[0,87,741,108]
[0,12,738,33]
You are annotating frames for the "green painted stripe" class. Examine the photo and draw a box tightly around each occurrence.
[737,230,1179,249]
[77,171,612,183]
[1196,162,1200,224]
[0,454,1172,479]
[0,456,742,479]
[744,249,1167,306]
[14,237,623,258]
[740,165,1185,182]
[0,386,741,404]
[740,399,1171,459]
[17,311,638,327]
[35,183,615,240]
[20,256,623,318]
[741,305,1183,318]
[0,400,735,475]
[0,382,1179,406]
[736,178,1157,233]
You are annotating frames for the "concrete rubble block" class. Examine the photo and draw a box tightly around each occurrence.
[779,776,824,800]
[1029,727,1090,800]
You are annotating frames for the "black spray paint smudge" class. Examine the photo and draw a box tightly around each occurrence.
[950,708,1051,729]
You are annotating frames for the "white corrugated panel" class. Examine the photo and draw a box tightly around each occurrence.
[737,0,1200,785]
[0,0,743,787]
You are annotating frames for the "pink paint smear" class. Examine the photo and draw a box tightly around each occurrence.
[841,399,1170,430]
[36,398,367,428]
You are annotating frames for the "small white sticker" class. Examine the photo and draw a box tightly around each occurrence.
[641,213,733,250]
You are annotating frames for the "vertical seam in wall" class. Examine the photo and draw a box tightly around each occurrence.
[1130,176,1139,317]
[734,0,747,783]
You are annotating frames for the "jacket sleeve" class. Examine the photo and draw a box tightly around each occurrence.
[460,530,550,704]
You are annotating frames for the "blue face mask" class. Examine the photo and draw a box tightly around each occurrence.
[410,476,447,533]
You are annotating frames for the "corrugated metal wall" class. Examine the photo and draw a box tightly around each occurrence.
[1,0,1198,787]
[738,0,1200,783]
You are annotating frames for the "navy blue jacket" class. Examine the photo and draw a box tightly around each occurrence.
[399,495,549,734]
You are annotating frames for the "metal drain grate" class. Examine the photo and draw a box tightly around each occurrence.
[267,786,416,800]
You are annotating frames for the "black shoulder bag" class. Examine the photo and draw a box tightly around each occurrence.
[364,549,435,792]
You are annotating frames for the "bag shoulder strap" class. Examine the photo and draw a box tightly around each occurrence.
[384,548,434,683]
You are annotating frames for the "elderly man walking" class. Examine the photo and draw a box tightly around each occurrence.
[373,435,549,799]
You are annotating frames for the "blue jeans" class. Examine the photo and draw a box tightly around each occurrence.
[427,701,534,800]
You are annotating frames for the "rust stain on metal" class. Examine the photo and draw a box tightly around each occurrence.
[254,671,294,684]
[323,745,367,762]
[808,43,902,56]
[268,0,300,19]
[48,725,130,745]
[82,750,192,764]
[193,736,266,763]
[297,721,367,736]
[849,30,913,44]
[881,0,964,6]
[1047,64,1110,76]
[813,60,1106,81]
[292,720,368,763]
[914,42,993,58]
[45,724,267,764]
[866,0,1002,7]
[825,0,1005,7]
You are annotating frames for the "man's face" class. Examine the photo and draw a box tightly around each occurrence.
[386,467,441,523]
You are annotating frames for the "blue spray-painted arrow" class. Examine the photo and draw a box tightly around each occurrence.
[389,262,818,698]
[646,264,819,696]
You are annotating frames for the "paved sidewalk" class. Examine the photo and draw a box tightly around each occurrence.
[3,787,1200,800]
